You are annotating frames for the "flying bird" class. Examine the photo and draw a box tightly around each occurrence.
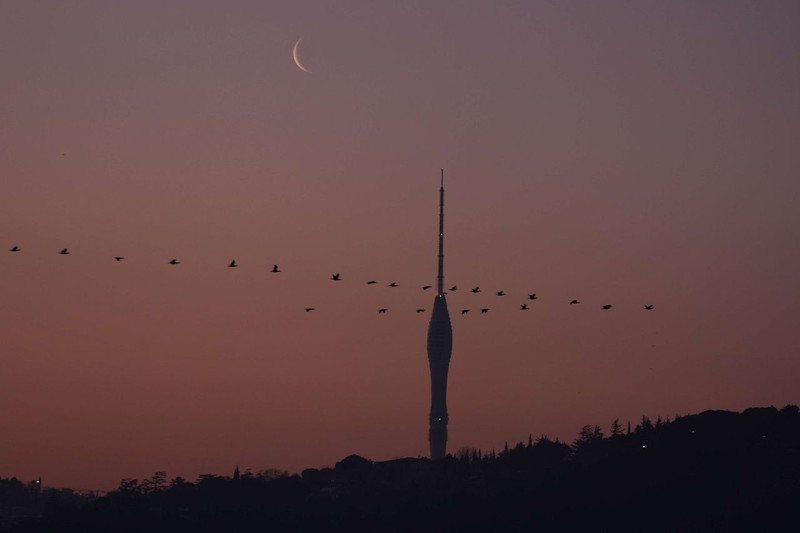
[9,246,20,252]
[59,248,70,255]
[367,280,377,285]
[271,264,281,273]
[416,309,426,313]
[644,305,654,310]
[461,309,470,315]
[169,259,180,265]
[305,307,316,312]
[422,285,432,290]
[114,256,124,261]
[449,285,458,291]
[389,282,398,287]
[378,308,387,314]
[480,308,490,314]
[471,287,481,293]
[331,273,341,281]
[520,304,529,310]
[496,291,505,296]
[228,260,238,268]
[570,299,580,305]
[528,293,538,300]
[602,304,613,310]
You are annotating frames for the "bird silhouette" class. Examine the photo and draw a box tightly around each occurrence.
[480,308,490,314]
[416,308,426,313]
[389,282,398,287]
[449,285,458,291]
[378,308,387,314]
[644,305,654,310]
[528,293,537,300]
[9,246,20,252]
[461,309,470,315]
[114,256,124,261]
[59,248,70,255]
[228,260,238,268]
[520,304,529,310]
[271,264,281,273]
[570,299,580,305]
[169,259,180,265]
[331,273,341,281]
[305,307,316,312]
[422,285,432,290]
[602,304,613,310]
[496,291,505,296]
[471,287,481,293]
[367,280,377,285]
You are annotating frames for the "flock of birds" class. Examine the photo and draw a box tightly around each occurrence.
[6,245,656,316]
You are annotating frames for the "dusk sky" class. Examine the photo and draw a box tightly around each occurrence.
[2,1,799,490]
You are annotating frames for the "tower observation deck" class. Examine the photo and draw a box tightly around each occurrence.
[426,170,453,460]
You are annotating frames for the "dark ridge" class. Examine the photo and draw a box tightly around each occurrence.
[3,405,799,532]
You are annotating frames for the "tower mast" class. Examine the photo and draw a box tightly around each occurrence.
[427,169,453,460]
[437,169,445,296]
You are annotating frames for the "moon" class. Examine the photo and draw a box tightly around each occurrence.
[292,39,312,73]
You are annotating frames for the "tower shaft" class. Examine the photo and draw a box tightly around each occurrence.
[427,170,452,460]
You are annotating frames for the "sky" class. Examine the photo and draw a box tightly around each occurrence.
[2,0,799,491]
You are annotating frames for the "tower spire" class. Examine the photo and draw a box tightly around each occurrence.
[437,169,445,296]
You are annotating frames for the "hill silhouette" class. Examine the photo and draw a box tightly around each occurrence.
[3,405,799,532]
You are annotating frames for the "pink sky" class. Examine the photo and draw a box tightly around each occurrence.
[2,0,799,490]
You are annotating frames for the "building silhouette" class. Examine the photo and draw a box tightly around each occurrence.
[426,171,453,460]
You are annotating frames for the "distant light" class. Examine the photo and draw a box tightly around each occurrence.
[642,445,646,449]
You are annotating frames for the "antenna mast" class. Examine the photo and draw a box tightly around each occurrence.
[437,169,445,296]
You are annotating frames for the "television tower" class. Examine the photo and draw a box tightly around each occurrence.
[427,169,453,460]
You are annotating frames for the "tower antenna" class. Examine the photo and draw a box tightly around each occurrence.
[437,169,445,296]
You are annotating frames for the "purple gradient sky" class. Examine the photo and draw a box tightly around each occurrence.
[2,1,799,490]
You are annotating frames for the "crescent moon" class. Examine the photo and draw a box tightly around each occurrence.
[292,39,312,73]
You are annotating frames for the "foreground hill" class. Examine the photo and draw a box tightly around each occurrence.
[5,405,800,532]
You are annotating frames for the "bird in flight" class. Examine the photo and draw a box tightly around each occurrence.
[416,308,426,313]
[461,309,470,315]
[367,280,377,285]
[528,293,538,300]
[389,282,398,287]
[602,304,613,310]
[271,264,281,273]
[228,260,238,268]
[9,246,20,252]
[570,299,580,305]
[496,291,505,296]
[305,307,316,312]
[471,287,481,293]
[644,305,654,310]
[422,285,432,290]
[480,308,490,314]
[520,304,529,310]
[59,248,70,255]
[114,256,124,261]
[378,308,387,314]
[331,273,341,281]
[169,259,180,265]
[449,285,458,291]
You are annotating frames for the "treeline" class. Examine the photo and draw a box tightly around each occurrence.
[5,405,800,532]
